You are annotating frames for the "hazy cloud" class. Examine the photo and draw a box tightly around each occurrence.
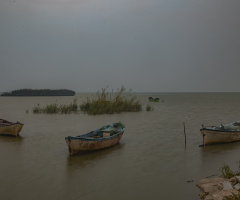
[1,0,240,92]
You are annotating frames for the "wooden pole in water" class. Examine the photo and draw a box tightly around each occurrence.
[183,122,186,146]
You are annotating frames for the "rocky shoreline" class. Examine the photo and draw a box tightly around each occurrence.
[197,176,240,200]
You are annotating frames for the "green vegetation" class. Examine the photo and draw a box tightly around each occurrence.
[146,104,153,111]
[33,99,78,114]
[220,161,240,179]
[32,87,143,115]
[218,162,240,199]
[1,89,75,96]
[220,163,235,179]
[226,193,240,200]
[79,86,142,115]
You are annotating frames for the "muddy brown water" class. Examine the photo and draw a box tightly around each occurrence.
[1,93,240,200]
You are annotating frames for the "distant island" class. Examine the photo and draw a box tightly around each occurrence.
[1,89,75,96]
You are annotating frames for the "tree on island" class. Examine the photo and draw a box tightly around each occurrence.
[1,89,75,96]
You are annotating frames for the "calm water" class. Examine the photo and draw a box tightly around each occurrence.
[1,93,240,200]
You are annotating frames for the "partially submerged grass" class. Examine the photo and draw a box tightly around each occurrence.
[79,86,142,115]
[32,87,142,115]
[33,99,78,114]
[146,104,154,111]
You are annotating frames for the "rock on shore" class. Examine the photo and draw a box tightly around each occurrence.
[197,176,240,200]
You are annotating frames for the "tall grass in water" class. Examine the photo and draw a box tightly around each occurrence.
[220,161,240,179]
[32,87,142,115]
[80,86,142,115]
[146,104,154,111]
[33,99,78,114]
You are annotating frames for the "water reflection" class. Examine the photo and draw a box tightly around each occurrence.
[201,142,240,155]
[0,135,24,144]
[200,142,240,173]
[66,143,124,169]
[2,93,240,200]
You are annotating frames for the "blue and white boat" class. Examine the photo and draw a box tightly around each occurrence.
[200,121,240,145]
[65,122,125,155]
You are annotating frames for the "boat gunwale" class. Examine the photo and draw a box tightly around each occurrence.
[0,122,24,127]
[200,128,240,133]
[65,128,125,142]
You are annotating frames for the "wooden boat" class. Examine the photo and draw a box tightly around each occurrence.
[200,121,240,145]
[0,119,24,136]
[149,97,159,102]
[65,122,125,155]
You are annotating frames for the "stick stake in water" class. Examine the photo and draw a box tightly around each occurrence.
[183,122,186,146]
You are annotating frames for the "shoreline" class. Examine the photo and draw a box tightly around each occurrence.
[197,176,240,199]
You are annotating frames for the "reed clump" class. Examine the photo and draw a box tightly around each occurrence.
[220,161,240,200]
[220,161,240,179]
[32,99,78,114]
[32,87,142,115]
[146,104,153,111]
[79,86,142,115]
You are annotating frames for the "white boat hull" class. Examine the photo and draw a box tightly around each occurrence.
[65,132,124,155]
[200,129,240,145]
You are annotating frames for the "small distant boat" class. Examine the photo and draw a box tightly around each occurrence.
[149,97,159,102]
[0,119,24,136]
[65,122,126,155]
[200,121,240,145]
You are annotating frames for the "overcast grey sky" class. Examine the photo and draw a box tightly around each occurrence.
[0,0,240,92]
